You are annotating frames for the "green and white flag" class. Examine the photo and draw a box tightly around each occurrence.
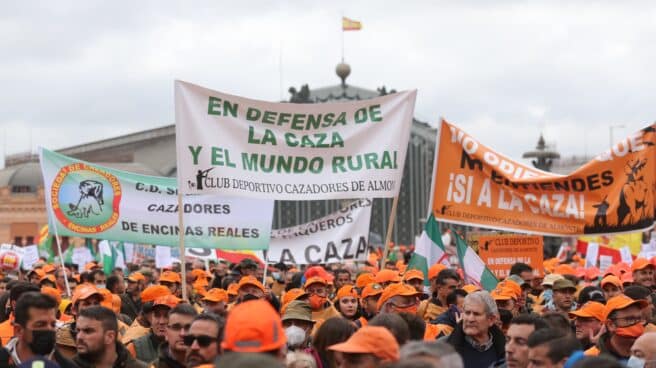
[40,148,274,250]
[99,240,126,275]
[453,231,498,291]
[407,214,450,285]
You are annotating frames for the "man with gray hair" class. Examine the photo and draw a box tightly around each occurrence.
[446,290,506,368]
[400,341,464,368]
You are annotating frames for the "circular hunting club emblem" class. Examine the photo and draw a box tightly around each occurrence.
[51,163,122,233]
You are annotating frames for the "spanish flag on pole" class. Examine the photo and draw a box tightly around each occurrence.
[342,16,362,31]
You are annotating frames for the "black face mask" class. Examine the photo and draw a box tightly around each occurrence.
[29,329,56,355]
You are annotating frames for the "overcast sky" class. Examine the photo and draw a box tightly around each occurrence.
[2,1,655,168]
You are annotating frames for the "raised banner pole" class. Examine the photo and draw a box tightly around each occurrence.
[380,195,400,270]
[178,193,188,301]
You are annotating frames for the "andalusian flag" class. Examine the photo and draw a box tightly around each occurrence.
[453,231,498,291]
[99,240,126,275]
[37,225,55,262]
[407,214,450,285]
[342,17,362,31]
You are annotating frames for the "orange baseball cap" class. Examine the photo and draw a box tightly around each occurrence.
[569,301,605,321]
[222,300,286,353]
[227,283,239,296]
[336,285,358,300]
[403,269,425,282]
[361,283,384,300]
[159,271,182,283]
[42,264,56,274]
[355,273,375,289]
[304,276,327,289]
[84,262,100,271]
[602,295,648,322]
[39,274,56,284]
[202,288,228,303]
[601,275,622,289]
[127,272,145,283]
[237,276,265,292]
[462,284,480,294]
[72,284,102,306]
[632,258,654,272]
[153,294,182,309]
[375,269,401,284]
[498,279,522,299]
[491,287,516,301]
[328,326,400,362]
[428,263,447,280]
[554,264,577,276]
[585,267,601,281]
[141,285,172,303]
[29,268,46,279]
[41,286,61,305]
[111,294,121,315]
[616,262,632,274]
[621,273,634,284]
[97,288,113,310]
[282,288,308,306]
[192,269,211,280]
[377,283,420,310]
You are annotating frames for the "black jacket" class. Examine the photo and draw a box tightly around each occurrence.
[73,341,148,368]
[446,321,506,368]
[149,343,186,368]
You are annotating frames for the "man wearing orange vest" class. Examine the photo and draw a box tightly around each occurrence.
[585,294,648,364]
[356,283,383,328]
[418,267,460,322]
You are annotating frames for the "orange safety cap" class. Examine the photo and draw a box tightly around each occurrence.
[159,271,182,283]
[141,285,172,303]
[355,273,375,289]
[202,288,228,303]
[428,263,448,280]
[222,299,286,353]
[585,267,601,281]
[569,301,605,321]
[553,264,577,276]
[336,285,358,300]
[374,269,401,284]
[127,272,146,283]
[498,279,522,298]
[361,283,384,300]
[84,262,100,271]
[600,275,622,289]
[43,264,56,274]
[632,258,654,272]
[602,294,648,322]
[41,286,62,305]
[328,326,400,362]
[621,272,634,284]
[40,274,56,284]
[72,284,102,306]
[227,283,239,296]
[191,269,211,280]
[403,269,425,282]
[462,284,480,294]
[29,268,46,279]
[238,276,265,292]
[97,288,113,310]
[491,287,516,301]
[282,288,308,307]
[303,276,328,289]
[616,262,632,274]
[153,294,182,309]
[377,283,420,310]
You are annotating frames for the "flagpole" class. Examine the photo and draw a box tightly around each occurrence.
[380,195,400,270]
[178,193,188,301]
[50,228,71,298]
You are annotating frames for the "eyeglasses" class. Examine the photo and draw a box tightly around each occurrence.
[183,334,218,347]
[167,323,191,331]
[611,315,645,328]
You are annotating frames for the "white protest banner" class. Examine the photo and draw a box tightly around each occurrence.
[599,255,613,273]
[620,246,633,265]
[266,199,372,264]
[21,245,40,270]
[72,246,94,270]
[123,243,135,263]
[40,148,273,250]
[174,81,417,200]
[155,246,173,268]
[585,242,599,268]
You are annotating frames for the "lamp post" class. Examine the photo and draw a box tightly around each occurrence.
[609,124,625,149]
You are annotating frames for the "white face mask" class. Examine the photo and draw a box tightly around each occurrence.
[627,356,645,368]
[95,283,105,290]
[285,325,306,349]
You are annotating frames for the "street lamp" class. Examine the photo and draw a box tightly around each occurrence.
[609,124,625,149]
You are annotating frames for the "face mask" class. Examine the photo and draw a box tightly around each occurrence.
[393,304,418,314]
[285,325,307,349]
[309,295,326,310]
[29,329,56,355]
[616,323,645,338]
[626,356,645,368]
[272,272,281,281]
[95,283,105,290]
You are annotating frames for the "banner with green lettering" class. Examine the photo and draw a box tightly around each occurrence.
[174,80,417,200]
[39,148,274,249]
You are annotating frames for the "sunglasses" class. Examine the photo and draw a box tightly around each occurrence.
[183,334,217,347]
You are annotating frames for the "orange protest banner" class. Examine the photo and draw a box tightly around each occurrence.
[478,234,544,278]
[432,120,656,235]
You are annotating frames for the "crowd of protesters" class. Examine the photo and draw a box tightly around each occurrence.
[0,249,655,368]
